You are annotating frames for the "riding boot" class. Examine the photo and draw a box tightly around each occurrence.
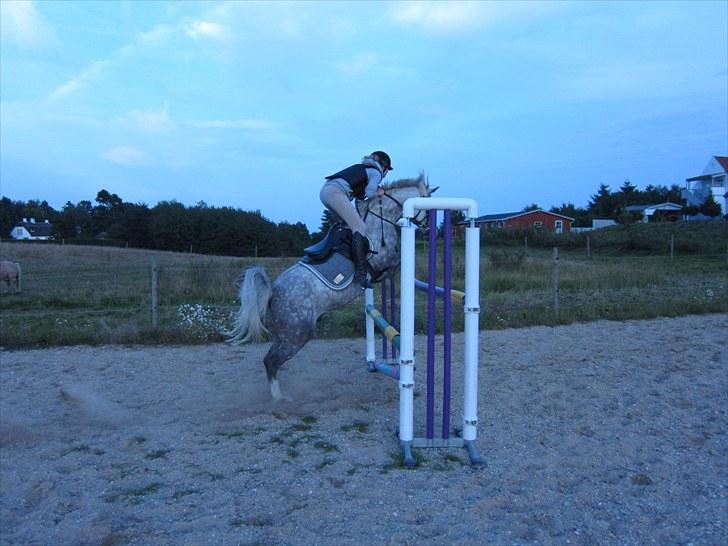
[351,232,372,289]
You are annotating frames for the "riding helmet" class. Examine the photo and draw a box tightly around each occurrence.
[371,151,393,170]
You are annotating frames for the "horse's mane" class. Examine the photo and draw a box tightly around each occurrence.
[380,172,429,195]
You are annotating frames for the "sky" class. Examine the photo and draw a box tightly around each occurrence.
[1,0,727,231]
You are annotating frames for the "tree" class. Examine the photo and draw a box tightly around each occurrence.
[311,209,338,241]
[700,195,722,218]
[108,203,151,247]
[21,199,56,223]
[619,179,640,206]
[276,221,311,256]
[588,183,615,218]
[92,189,124,235]
[0,197,24,237]
[522,203,540,211]
[150,200,193,251]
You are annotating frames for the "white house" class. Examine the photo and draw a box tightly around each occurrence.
[624,202,683,223]
[683,156,728,215]
[10,218,54,240]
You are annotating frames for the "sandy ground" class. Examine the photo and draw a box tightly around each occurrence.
[1,314,726,546]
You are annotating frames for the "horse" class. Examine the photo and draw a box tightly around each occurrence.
[225,174,433,401]
[0,261,21,293]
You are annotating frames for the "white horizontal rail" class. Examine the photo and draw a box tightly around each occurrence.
[401,197,478,220]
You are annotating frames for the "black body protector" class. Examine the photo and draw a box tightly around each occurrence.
[325,164,380,200]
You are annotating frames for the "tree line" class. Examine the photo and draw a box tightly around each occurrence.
[0,190,315,257]
[546,179,722,226]
[1,180,723,256]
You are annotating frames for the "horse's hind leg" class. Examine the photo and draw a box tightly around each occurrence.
[263,334,311,402]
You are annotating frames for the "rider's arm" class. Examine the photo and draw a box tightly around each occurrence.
[363,168,383,200]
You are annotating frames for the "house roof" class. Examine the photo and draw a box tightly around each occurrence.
[624,202,682,212]
[14,221,54,237]
[474,209,575,223]
[688,156,728,181]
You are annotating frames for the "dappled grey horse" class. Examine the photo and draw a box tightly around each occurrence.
[226,175,432,401]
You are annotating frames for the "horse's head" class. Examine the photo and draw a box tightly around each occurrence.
[358,173,434,270]
[371,172,432,226]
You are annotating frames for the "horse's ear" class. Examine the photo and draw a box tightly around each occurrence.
[430,186,439,194]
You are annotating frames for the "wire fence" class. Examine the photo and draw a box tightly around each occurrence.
[1,240,726,347]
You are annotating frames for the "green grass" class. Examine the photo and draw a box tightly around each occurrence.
[1,225,726,347]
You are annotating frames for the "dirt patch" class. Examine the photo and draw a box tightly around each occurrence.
[1,314,726,545]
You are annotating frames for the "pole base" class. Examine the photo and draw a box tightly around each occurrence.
[401,441,416,467]
[464,440,485,466]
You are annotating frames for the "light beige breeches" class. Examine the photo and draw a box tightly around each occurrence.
[319,184,367,235]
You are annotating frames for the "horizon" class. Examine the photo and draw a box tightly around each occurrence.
[2,1,726,231]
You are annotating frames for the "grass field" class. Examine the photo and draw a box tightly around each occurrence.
[1,233,726,347]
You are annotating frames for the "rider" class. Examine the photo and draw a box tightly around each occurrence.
[319,151,393,289]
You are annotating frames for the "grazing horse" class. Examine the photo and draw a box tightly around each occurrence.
[226,175,433,401]
[0,261,21,293]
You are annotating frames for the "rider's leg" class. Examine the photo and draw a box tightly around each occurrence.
[320,186,372,288]
[350,231,372,289]
[319,185,367,234]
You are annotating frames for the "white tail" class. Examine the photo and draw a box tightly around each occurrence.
[223,267,272,344]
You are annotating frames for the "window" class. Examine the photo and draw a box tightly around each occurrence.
[497,220,504,229]
[555,220,563,234]
[533,221,543,231]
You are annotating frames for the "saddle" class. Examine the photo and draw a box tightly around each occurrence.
[299,224,382,290]
[302,224,352,263]
[298,224,355,290]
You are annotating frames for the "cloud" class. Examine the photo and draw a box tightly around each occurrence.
[391,1,483,33]
[46,22,178,101]
[390,1,561,34]
[102,146,150,166]
[0,0,57,47]
[186,20,231,41]
[122,102,175,132]
[47,60,109,102]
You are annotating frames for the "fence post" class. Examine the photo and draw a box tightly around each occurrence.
[586,235,591,258]
[670,233,674,260]
[151,260,158,328]
[552,247,560,319]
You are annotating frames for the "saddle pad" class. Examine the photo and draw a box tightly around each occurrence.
[298,252,354,291]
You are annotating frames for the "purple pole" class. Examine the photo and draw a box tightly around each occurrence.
[389,271,397,359]
[442,210,452,440]
[381,275,388,359]
[426,209,437,440]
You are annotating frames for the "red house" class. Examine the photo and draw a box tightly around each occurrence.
[474,209,574,233]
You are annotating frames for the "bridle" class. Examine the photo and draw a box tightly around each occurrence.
[359,191,428,228]
[357,190,429,248]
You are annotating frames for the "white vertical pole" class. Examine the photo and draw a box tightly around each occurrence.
[462,221,480,443]
[399,219,417,449]
[365,287,375,371]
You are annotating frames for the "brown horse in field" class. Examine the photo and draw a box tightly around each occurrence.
[0,261,21,293]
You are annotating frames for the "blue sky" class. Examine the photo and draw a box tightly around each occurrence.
[1,0,726,231]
